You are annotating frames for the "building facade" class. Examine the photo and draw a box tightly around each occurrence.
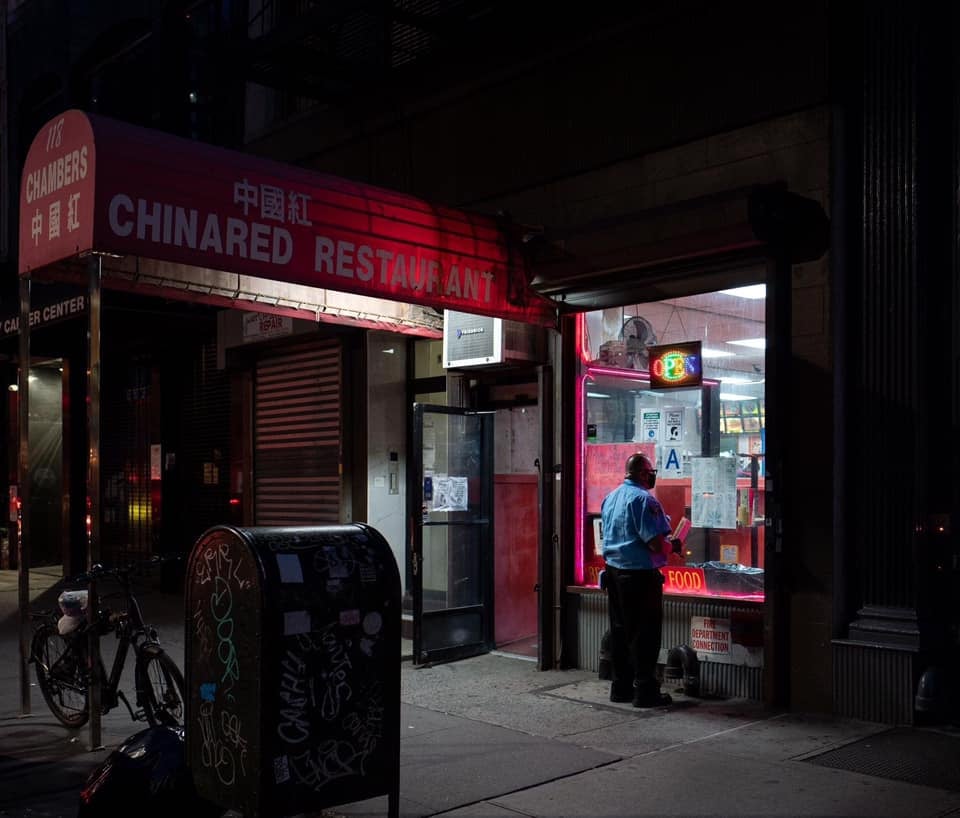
[3,1,958,723]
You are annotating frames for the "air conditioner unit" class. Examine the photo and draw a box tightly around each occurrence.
[442,310,546,369]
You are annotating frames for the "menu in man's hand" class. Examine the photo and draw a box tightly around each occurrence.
[672,515,692,543]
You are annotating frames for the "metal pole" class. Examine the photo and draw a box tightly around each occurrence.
[17,276,30,716]
[537,361,555,672]
[87,255,102,749]
[763,253,792,708]
[0,0,9,261]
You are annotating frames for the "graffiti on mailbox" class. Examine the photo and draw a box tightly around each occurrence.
[270,527,390,793]
[186,524,400,816]
[188,535,257,793]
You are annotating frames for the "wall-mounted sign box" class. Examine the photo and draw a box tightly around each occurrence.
[648,341,703,389]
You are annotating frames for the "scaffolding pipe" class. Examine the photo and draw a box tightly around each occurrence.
[17,276,30,716]
[86,255,103,749]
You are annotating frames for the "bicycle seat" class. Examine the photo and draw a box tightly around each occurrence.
[57,614,85,636]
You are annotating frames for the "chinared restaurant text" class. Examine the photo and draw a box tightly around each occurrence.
[106,193,496,304]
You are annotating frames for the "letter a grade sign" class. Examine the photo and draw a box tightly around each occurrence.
[661,446,683,478]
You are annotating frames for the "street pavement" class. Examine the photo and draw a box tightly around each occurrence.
[2,567,959,818]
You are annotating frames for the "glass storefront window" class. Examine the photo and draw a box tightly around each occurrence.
[574,286,766,601]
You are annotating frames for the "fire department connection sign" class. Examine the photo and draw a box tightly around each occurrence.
[690,616,730,657]
[20,110,556,328]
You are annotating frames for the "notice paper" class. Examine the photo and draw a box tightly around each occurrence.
[432,475,469,511]
[691,457,737,529]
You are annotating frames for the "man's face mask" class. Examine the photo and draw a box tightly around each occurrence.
[633,464,656,488]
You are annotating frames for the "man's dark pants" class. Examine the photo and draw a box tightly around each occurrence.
[605,565,664,697]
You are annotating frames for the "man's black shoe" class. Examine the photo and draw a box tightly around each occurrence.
[609,683,634,703]
[633,691,673,708]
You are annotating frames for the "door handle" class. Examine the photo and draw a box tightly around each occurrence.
[412,551,420,576]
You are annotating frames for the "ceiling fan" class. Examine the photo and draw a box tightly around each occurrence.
[620,316,657,371]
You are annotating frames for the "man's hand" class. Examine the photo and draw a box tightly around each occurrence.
[652,535,682,555]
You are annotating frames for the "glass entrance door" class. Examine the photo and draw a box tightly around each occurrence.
[411,404,494,665]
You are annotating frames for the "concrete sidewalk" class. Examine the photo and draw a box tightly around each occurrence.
[2,568,960,817]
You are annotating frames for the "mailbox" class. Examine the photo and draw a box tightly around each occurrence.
[185,524,401,818]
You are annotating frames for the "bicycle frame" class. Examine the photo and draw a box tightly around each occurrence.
[32,557,186,733]
[104,580,160,712]
[58,574,161,715]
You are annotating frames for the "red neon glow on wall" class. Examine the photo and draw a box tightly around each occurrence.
[573,326,723,587]
[573,372,587,585]
[576,312,591,365]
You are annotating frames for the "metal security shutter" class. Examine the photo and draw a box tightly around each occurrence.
[254,338,341,525]
[101,361,154,565]
[178,340,231,541]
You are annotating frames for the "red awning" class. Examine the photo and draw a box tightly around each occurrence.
[19,110,556,327]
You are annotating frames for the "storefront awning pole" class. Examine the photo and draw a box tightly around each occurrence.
[17,277,31,716]
[87,255,103,750]
[537,361,558,671]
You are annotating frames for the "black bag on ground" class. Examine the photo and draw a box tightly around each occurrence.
[77,726,220,818]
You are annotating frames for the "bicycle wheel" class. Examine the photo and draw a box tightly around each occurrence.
[32,623,89,728]
[136,643,186,727]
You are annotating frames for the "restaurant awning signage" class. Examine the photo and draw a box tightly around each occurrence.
[19,110,556,327]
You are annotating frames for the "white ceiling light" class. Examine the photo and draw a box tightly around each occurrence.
[587,392,611,399]
[719,375,764,385]
[719,284,766,299]
[702,348,736,359]
[727,337,766,349]
[719,392,756,401]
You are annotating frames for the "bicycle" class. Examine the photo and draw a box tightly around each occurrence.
[29,560,186,729]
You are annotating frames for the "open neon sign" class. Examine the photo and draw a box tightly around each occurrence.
[649,341,703,389]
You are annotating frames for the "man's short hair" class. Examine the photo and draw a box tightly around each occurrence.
[625,452,651,478]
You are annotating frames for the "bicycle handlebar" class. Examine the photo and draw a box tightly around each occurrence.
[61,554,181,588]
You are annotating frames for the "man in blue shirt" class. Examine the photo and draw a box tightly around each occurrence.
[601,452,678,707]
